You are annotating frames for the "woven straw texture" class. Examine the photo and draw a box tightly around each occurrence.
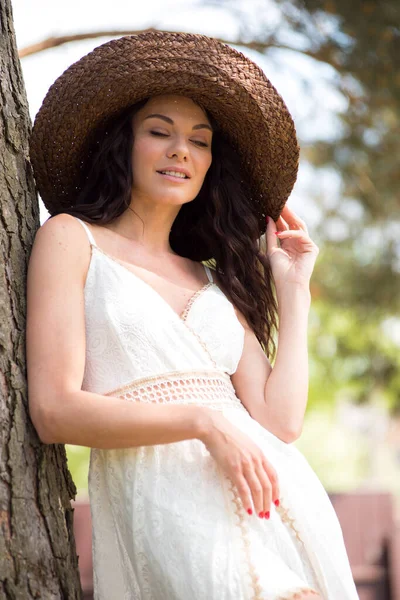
[30,31,299,230]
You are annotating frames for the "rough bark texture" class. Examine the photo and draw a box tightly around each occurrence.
[0,1,83,598]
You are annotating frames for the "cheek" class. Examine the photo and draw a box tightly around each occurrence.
[191,147,212,175]
[131,137,158,172]
[199,153,212,179]
[190,154,212,194]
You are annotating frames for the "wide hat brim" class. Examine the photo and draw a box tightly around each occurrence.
[30,31,299,234]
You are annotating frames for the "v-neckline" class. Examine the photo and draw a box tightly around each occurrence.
[91,245,215,323]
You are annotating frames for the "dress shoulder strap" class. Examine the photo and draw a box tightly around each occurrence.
[203,264,214,283]
[74,217,97,247]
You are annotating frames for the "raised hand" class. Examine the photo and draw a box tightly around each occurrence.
[265,205,319,294]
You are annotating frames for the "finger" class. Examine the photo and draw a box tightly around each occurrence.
[276,215,289,231]
[296,216,309,234]
[254,461,273,517]
[290,217,309,235]
[281,206,309,234]
[275,230,314,244]
[242,462,264,517]
[235,474,254,516]
[265,216,280,252]
[262,458,280,512]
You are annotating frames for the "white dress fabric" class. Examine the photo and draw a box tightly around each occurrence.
[75,217,359,600]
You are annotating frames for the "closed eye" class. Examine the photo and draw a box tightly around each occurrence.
[150,131,209,148]
[150,130,168,137]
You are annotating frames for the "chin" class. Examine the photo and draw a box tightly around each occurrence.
[150,189,198,206]
[165,196,196,208]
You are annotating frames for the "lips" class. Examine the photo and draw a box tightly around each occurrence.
[158,171,187,180]
[157,171,189,184]
[156,167,191,179]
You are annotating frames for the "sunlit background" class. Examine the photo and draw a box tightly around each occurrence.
[13,0,400,516]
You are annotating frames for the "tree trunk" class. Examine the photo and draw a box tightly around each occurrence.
[0,1,83,597]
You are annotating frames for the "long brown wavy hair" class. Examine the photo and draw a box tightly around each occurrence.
[56,98,278,359]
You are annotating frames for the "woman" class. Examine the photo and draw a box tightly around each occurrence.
[26,32,359,599]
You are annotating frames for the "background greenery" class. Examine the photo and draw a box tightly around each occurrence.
[24,0,397,503]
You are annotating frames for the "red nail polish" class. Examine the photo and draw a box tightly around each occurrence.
[274,231,280,236]
[259,511,264,518]
[274,499,280,507]
[247,508,253,515]
[265,511,270,519]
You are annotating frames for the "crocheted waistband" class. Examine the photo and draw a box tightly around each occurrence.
[104,369,247,412]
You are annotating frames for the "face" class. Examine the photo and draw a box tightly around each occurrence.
[130,95,213,207]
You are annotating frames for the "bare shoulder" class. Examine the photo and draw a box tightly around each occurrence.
[35,212,88,248]
[29,213,92,287]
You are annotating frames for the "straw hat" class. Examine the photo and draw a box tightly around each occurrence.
[30,30,299,233]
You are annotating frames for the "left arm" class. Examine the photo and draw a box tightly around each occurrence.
[230,205,318,444]
[231,285,310,444]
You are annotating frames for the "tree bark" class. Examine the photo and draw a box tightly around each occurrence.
[0,1,82,597]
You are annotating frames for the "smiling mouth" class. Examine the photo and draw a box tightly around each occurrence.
[157,170,190,179]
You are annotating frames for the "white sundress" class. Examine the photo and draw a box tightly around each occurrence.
[74,216,359,600]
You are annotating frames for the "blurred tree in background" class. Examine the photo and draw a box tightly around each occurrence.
[19,2,400,414]
[18,0,400,493]
[204,0,400,411]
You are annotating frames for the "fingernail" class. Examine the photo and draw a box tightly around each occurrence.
[265,511,270,519]
[247,508,253,515]
[266,216,269,223]
[274,499,280,507]
[258,511,264,518]
[274,231,280,236]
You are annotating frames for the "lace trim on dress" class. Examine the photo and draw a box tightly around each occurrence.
[91,244,215,323]
[277,587,320,599]
[275,500,323,596]
[180,282,214,321]
[104,369,248,412]
[227,479,263,599]
[276,498,305,546]
[226,481,321,599]
[183,321,219,368]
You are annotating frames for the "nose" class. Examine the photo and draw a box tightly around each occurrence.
[166,135,189,161]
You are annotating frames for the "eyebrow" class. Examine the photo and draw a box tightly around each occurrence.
[143,113,213,132]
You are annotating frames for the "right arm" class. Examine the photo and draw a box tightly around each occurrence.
[26,213,209,449]
[26,213,279,516]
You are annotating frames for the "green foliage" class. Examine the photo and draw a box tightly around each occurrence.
[66,445,90,497]
[62,0,400,493]
[308,297,400,413]
[294,409,369,491]
[205,0,400,409]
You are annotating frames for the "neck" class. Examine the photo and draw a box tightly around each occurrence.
[109,200,181,256]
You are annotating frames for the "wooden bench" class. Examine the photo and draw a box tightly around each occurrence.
[330,492,398,599]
